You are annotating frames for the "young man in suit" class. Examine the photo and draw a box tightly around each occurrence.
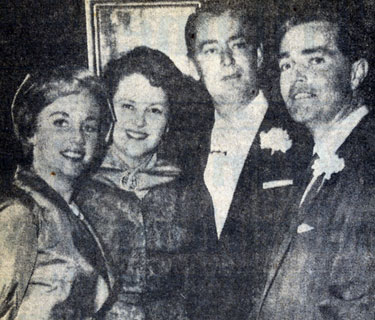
[182,1,311,318]
[256,5,375,320]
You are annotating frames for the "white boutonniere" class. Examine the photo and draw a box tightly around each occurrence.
[312,154,345,180]
[260,128,293,155]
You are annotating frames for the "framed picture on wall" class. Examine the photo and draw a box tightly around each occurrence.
[85,0,201,76]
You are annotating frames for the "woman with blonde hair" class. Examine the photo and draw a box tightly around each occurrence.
[0,67,114,319]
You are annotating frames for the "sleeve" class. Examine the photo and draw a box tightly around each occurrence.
[0,200,38,319]
[318,201,375,320]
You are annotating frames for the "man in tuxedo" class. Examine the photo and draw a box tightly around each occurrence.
[256,6,375,320]
[182,1,311,319]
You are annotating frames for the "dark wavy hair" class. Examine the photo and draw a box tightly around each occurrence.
[274,1,371,101]
[11,66,114,163]
[275,4,369,65]
[103,46,185,117]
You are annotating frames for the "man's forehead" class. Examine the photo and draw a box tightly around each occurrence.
[280,21,339,55]
[195,10,251,43]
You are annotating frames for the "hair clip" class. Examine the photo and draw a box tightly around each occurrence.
[11,74,32,139]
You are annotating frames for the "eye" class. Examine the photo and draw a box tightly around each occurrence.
[310,57,325,65]
[148,105,165,115]
[151,108,162,115]
[279,62,292,72]
[231,41,247,50]
[53,119,69,127]
[202,45,219,56]
[121,103,135,110]
[82,123,99,133]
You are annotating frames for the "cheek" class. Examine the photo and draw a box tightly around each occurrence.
[280,75,291,98]
[200,59,220,79]
[149,117,168,138]
[85,134,99,159]
[237,54,256,72]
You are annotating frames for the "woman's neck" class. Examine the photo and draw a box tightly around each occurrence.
[108,145,154,170]
[32,164,74,203]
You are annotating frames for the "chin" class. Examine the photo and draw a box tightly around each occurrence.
[61,164,86,180]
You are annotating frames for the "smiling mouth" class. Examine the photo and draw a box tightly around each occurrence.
[60,150,85,161]
[222,73,241,81]
[126,130,148,140]
[292,92,316,100]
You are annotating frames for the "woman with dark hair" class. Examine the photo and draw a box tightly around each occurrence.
[0,67,114,319]
[75,47,191,319]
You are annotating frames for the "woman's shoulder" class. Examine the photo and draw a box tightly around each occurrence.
[0,186,38,224]
[0,188,39,254]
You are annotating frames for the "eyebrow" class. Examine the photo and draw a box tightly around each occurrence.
[198,40,218,52]
[228,34,246,42]
[117,99,135,104]
[49,111,69,118]
[150,102,167,107]
[278,46,337,60]
[302,46,337,56]
[86,116,99,121]
[278,52,289,60]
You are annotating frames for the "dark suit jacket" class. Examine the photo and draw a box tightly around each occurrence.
[256,109,375,320]
[183,99,312,320]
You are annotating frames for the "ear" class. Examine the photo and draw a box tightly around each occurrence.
[350,58,369,90]
[257,44,264,69]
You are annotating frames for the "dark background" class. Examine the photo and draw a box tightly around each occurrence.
[1,0,374,185]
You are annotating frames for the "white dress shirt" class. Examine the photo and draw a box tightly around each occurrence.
[300,105,369,206]
[204,91,268,238]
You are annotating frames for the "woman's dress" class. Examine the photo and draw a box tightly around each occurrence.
[0,168,113,319]
[75,151,190,319]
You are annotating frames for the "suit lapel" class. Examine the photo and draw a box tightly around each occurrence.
[220,106,277,239]
[256,109,375,318]
[256,233,293,318]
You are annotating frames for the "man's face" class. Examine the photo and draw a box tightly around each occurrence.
[193,10,259,106]
[279,21,352,126]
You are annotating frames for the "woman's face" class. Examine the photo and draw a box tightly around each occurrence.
[112,73,169,164]
[29,91,101,179]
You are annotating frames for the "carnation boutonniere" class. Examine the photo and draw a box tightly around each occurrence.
[312,154,345,180]
[260,128,293,155]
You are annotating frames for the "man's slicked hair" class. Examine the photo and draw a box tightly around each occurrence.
[275,1,369,64]
[185,0,263,59]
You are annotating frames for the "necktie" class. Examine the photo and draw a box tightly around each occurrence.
[299,154,325,207]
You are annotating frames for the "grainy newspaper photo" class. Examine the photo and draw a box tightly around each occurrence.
[0,0,375,319]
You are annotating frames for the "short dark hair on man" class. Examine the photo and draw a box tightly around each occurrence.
[275,2,369,64]
[185,0,263,59]
[12,66,113,162]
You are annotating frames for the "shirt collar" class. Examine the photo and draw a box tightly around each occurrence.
[214,90,268,129]
[313,105,369,158]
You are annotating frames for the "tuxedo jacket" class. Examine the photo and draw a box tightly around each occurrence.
[256,109,375,320]
[183,100,312,320]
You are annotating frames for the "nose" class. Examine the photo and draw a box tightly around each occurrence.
[221,48,234,66]
[134,109,146,128]
[69,125,85,145]
[293,63,307,82]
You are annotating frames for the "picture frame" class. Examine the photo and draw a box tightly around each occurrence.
[85,0,201,76]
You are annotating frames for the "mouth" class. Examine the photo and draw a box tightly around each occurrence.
[126,130,148,140]
[60,149,85,161]
[222,72,241,81]
[292,92,316,100]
